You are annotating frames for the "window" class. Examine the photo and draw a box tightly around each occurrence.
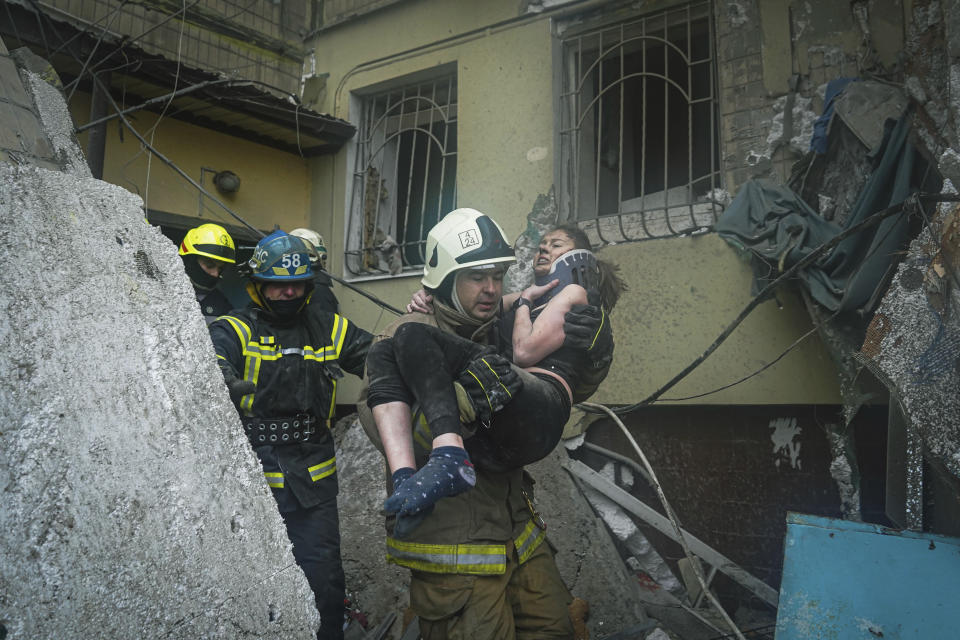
[558,1,721,243]
[345,71,457,277]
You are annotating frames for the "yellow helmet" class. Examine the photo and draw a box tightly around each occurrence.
[179,223,236,264]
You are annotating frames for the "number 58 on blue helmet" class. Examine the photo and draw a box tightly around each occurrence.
[246,230,315,281]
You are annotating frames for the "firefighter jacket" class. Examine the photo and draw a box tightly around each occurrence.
[211,301,372,512]
[357,305,548,575]
[195,287,233,325]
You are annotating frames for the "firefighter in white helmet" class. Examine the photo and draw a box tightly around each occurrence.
[358,208,617,638]
[290,227,339,313]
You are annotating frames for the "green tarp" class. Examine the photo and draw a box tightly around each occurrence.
[716,110,933,314]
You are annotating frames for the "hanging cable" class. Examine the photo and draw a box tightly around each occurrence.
[75,79,238,133]
[61,0,204,95]
[93,76,405,316]
[322,272,404,316]
[93,73,259,236]
[657,195,914,403]
[142,0,187,214]
[63,0,128,103]
[74,78,325,134]
[50,0,128,57]
[24,0,402,321]
[221,0,261,21]
[578,192,960,416]
[578,401,749,640]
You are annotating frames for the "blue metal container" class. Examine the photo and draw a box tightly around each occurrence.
[775,512,960,639]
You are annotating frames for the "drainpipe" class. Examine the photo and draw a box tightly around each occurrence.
[85,70,111,179]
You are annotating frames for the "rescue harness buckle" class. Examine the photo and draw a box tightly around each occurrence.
[242,413,318,446]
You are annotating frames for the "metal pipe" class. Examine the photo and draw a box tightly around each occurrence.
[85,69,110,178]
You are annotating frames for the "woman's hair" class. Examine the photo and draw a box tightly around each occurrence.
[549,223,626,311]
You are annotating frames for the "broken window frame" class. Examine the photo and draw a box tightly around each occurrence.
[556,1,723,244]
[344,69,458,279]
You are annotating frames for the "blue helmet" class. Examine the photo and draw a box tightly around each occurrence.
[246,230,314,282]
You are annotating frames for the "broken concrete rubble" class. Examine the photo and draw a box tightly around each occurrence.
[858,197,960,480]
[0,44,320,639]
[334,415,652,639]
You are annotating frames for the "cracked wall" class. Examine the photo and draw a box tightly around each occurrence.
[718,0,908,193]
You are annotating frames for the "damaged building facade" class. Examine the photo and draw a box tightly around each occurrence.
[298,0,960,633]
[3,0,960,638]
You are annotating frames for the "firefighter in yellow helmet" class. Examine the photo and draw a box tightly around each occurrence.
[179,223,236,323]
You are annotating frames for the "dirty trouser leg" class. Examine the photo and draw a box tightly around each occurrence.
[509,541,574,640]
[281,497,345,640]
[466,370,571,473]
[411,566,515,640]
[390,322,488,438]
[411,542,573,640]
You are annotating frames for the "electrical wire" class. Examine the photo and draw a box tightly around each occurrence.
[28,0,52,55]
[142,0,187,215]
[578,192,960,417]
[65,0,128,103]
[658,209,909,404]
[92,73,260,235]
[578,401,749,640]
[4,0,24,45]
[21,0,401,318]
[50,0,128,57]
[74,78,322,134]
[61,0,204,95]
[221,0,261,21]
[85,74,405,316]
[75,78,239,133]
[656,325,821,403]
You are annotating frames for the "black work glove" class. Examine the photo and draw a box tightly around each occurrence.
[454,353,522,426]
[563,304,615,402]
[564,304,613,359]
[222,370,255,404]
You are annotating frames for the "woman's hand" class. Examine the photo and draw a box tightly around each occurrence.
[406,289,434,314]
[520,279,559,304]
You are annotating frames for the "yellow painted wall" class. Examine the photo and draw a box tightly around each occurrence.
[309,0,842,405]
[71,92,312,234]
[592,234,838,404]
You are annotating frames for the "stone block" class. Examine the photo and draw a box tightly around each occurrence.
[726,109,761,140]
[12,105,50,157]
[718,27,762,60]
[720,80,771,115]
[0,56,33,110]
[0,103,24,151]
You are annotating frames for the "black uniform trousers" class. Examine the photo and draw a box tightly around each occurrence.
[279,494,345,640]
[366,322,571,471]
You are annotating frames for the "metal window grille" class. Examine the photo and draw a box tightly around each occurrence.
[558,1,721,245]
[345,74,458,277]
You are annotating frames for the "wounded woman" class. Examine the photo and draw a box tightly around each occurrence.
[365,212,624,520]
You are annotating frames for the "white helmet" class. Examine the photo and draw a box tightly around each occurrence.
[290,227,327,270]
[421,208,516,290]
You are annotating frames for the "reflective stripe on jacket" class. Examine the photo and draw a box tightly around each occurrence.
[357,311,548,575]
[386,517,547,575]
[210,303,371,512]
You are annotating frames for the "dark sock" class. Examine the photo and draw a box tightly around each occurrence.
[382,446,476,515]
[383,467,415,512]
[391,467,415,489]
